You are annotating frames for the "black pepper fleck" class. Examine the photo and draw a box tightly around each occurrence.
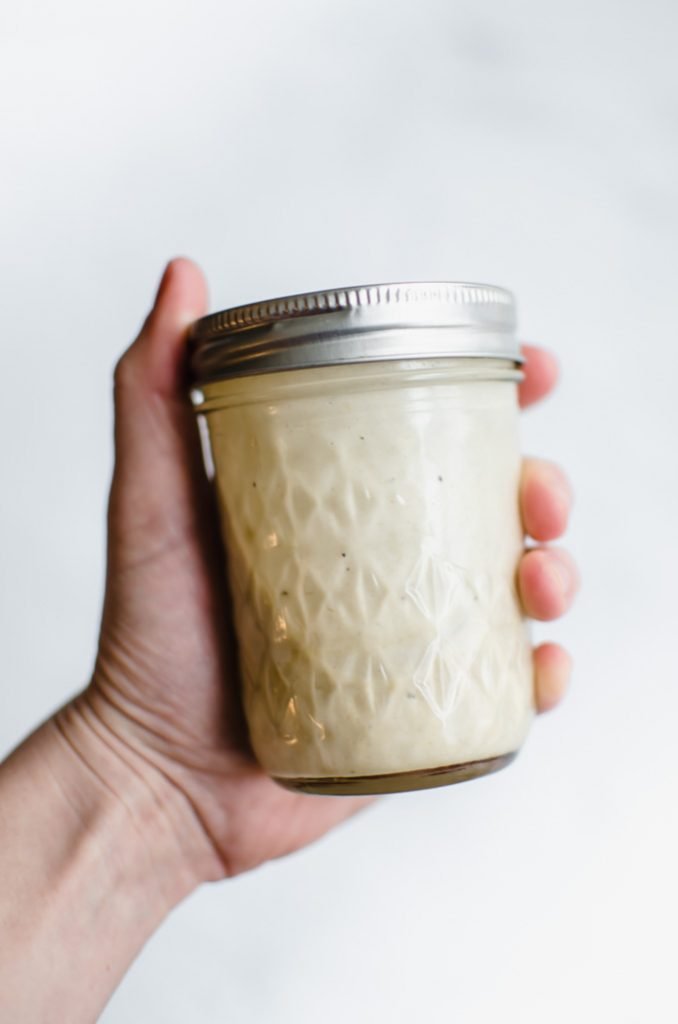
[438,475,443,482]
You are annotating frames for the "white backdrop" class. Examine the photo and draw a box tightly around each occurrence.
[2,1,677,1020]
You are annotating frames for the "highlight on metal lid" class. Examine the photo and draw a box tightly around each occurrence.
[188,281,520,384]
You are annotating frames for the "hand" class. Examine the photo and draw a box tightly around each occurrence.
[59,259,578,887]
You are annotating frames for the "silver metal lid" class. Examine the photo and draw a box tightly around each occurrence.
[188,281,520,383]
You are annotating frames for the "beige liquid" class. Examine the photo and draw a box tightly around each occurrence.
[198,358,534,788]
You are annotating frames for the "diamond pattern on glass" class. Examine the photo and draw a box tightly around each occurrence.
[206,368,533,778]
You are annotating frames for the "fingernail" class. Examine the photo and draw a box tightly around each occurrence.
[553,480,574,516]
[555,467,574,503]
[548,558,571,597]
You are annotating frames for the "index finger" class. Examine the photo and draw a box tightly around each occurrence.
[519,345,560,408]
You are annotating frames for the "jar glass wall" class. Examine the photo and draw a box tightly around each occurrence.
[192,356,533,794]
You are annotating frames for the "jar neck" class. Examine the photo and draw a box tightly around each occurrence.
[191,357,522,414]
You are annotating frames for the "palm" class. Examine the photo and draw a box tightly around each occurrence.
[88,259,575,881]
[90,265,370,880]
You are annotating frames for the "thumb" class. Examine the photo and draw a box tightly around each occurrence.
[108,258,210,566]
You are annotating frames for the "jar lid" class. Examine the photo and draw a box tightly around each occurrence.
[188,281,520,383]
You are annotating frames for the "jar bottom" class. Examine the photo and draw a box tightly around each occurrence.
[272,751,517,796]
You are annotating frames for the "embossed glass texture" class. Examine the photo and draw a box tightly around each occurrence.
[193,356,534,795]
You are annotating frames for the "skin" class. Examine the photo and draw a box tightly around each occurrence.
[0,260,579,1021]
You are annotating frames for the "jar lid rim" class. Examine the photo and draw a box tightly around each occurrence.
[189,281,520,383]
[192,281,515,337]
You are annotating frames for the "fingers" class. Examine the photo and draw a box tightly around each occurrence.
[533,643,572,713]
[518,345,559,408]
[520,458,573,542]
[518,546,578,621]
[139,258,209,398]
[518,458,577,715]
[519,456,576,616]
[108,259,211,565]
[116,258,209,400]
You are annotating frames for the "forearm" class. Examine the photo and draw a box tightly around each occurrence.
[0,696,208,1023]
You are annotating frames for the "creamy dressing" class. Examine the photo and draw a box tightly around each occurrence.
[199,358,533,784]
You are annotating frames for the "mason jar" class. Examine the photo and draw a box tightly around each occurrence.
[189,283,533,795]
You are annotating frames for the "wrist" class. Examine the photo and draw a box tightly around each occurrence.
[52,690,222,903]
[0,695,215,1022]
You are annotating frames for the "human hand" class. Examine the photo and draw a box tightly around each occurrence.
[60,259,578,888]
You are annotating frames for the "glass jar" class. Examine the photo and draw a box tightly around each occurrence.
[189,283,533,795]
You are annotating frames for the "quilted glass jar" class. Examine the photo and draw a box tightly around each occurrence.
[189,283,533,795]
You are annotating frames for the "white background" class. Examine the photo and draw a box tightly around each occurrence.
[2,1,677,1021]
